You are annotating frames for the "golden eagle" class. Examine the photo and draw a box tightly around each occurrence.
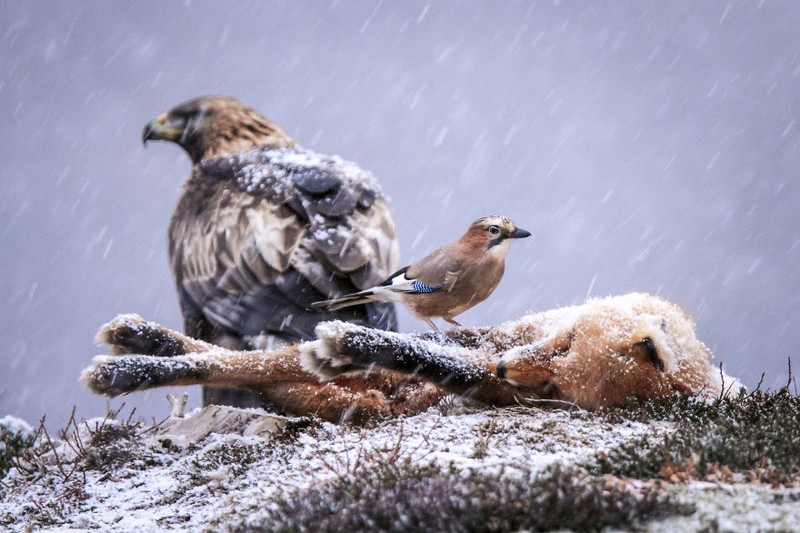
[142,96,399,406]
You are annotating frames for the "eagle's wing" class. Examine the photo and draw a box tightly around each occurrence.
[169,148,400,345]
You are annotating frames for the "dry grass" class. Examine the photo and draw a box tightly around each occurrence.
[595,369,800,485]
[241,462,690,532]
[0,404,155,527]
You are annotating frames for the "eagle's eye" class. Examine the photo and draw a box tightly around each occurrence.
[488,225,501,236]
[167,112,190,130]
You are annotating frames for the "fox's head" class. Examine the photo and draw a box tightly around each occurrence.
[495,293,734,408]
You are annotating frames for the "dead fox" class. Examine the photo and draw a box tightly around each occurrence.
[82,293,741,423]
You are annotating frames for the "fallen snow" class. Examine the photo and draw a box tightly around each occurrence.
[0,416,33,437]
[1,404,799,531]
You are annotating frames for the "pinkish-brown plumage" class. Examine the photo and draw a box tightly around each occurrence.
[312,215,531,329]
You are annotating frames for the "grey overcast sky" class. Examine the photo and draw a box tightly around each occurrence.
[2,1,800,426]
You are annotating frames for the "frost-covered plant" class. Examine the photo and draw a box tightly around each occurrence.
[0,416,35,479]
[245,463,690,532]
[594,376,800,484]
[189,438,268,483]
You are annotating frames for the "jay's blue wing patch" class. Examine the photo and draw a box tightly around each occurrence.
[411,280,444,293]
[377,266,445,293]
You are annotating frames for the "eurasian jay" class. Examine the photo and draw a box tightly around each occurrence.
[312,215,531,329]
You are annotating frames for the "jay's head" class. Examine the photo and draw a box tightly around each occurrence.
[463,215,531,254]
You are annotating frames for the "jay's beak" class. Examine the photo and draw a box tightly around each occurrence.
[509,227,532,239]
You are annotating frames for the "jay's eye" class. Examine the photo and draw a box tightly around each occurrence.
[488,226,500,236]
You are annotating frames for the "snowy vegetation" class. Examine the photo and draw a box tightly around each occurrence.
[2,381,800,531]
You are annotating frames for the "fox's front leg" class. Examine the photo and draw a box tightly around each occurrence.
[301,322,521,406]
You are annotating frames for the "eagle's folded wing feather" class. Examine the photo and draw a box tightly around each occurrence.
[170,148,399,344]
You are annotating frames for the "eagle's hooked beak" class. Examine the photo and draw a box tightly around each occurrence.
[142,113,182,145]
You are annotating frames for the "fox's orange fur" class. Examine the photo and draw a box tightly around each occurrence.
[82,293,741,423]
[84,314,439,424]
[490,293,740,407]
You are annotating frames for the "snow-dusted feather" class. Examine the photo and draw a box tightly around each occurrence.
[141,96,403,365]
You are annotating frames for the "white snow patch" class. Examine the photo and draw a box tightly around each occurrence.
[0,416,33,437]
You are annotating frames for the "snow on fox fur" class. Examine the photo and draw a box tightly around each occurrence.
[82,293,741,423]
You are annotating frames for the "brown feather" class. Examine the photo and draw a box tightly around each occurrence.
[146,96,400,363]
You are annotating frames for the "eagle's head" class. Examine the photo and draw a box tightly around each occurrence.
[142,95,296,164]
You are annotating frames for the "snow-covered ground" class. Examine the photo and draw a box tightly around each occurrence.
[2,404,799,531]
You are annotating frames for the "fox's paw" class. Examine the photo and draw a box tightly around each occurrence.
[299,321,369,380]
[95,314,187,357]
[80,355,152,396]
[81,354,209,396]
